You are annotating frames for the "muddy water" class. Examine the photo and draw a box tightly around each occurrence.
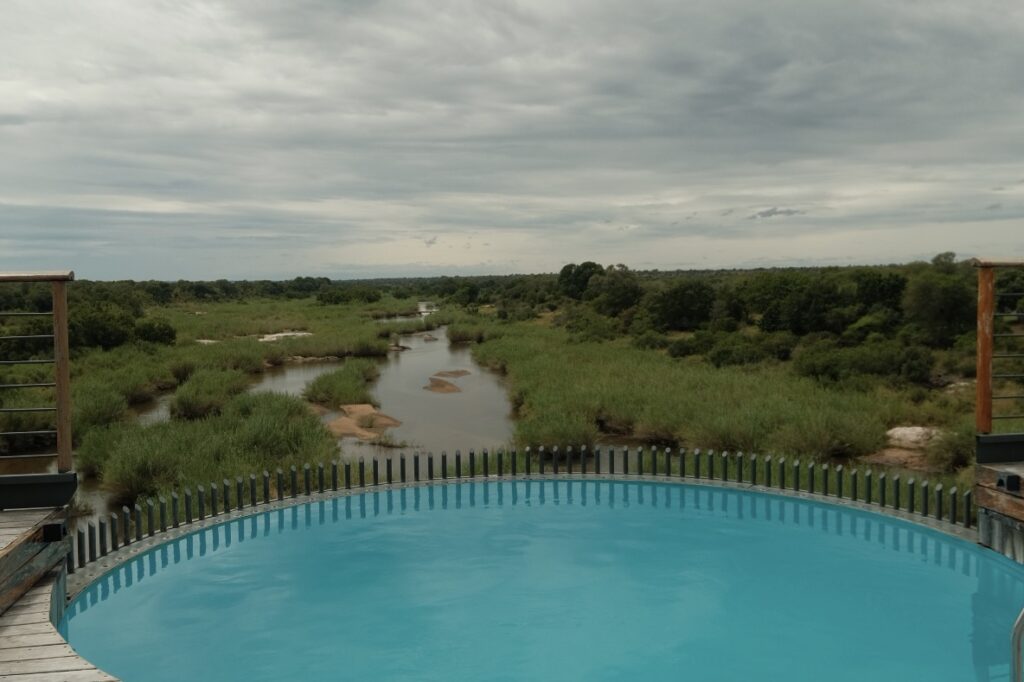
[134,330,514,456]
[337,326,514,457]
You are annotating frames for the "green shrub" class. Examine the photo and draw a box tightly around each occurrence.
[170,369,250,420]
[303,359,380,407]
[632,331,669,350]
[927,419,975,472]
[793,339,934,385]
[72,381,129,435]
[667,331,720,358]
[135,318,176,345]
[80,392,337,505]
[707,337,768,367]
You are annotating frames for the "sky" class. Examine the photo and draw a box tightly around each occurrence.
[1,0,1023,280]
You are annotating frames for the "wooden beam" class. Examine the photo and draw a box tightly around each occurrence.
[977,266,995,434]
[0,272,74,282]
[50,281,72,473]
[971,259,1024,268]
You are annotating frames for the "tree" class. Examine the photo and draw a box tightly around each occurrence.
[584,266,643,317]
[851,269,906,310]
[902,271,974,346]
[648,280,715,331]
[557,262,604,300]
[135,318,176,345]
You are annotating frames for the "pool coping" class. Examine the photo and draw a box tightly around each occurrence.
[6,474,982,682]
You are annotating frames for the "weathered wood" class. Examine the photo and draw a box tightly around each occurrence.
[0,670,118,681]
[51,280,73,473]
[0,644,78,663]
[0,272,74,282]
[0,538,68,615]
[977,266,995,433]
[0,655,103,675]
[976,485,1024,520]
[0,622,55,637]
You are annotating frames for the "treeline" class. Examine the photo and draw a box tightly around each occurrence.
[482,253,1024,387]
[2,255,1021,373]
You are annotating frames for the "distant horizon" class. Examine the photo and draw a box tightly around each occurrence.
[23,252,985,283]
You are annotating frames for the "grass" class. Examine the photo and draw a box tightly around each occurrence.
[303,359,381,407]
[77,392,337,505]
[468,321,963,461]
[169,369,251,420]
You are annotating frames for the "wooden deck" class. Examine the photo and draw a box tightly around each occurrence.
[0,509,68,617]
[0,510,53,555]
[0,570,116,681]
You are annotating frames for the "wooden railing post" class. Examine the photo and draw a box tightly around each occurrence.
[977,265,995,434]
[51,279,73,472]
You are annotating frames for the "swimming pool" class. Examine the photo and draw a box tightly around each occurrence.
[61,480,1024,681]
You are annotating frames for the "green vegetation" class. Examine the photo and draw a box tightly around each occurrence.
[2,252,1020,507]
[77,393,337,505]
[303,360,381,407]
[471,323,932,458]
[170,369,251,420]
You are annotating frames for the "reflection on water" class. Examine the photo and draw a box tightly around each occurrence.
[63,481,1024,682]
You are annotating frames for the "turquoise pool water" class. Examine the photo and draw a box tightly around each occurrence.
[62,481,1024,681]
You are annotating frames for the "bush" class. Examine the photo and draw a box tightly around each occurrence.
[168,359,195,384]
[632,331,668,350]
[79,392,338,505]
[70,304,136,350]
[793,339,934,384]
[303,360,380,407]
[927,420,974,472]
[758,331,799,361]
[170,369,250,420]
[72,381,129,435]
[707,337,768,367]
[648,280,715,331]
[135,318,176,345]
[667,331,720,358]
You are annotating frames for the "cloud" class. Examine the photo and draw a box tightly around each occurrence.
[0,0,1023,278]
[747,207,806,220]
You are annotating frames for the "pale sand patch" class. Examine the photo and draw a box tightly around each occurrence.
[196,339,219,345]
[433,369,470,378]
[424,377,461,393]
[326,404,403,441]
[259,331,312,342]
[422,334,438,342]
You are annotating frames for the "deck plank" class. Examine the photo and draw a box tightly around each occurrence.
[0,646,78,664]
[0,671,116,681]
[0,656,98,675]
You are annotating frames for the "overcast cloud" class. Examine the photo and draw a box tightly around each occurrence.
[1,0,1022,279]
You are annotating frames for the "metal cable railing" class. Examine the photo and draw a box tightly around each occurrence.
[0,271,74,472]
[976,260,1024,433]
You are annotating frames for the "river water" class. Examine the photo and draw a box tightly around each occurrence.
[135,325,515,456]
